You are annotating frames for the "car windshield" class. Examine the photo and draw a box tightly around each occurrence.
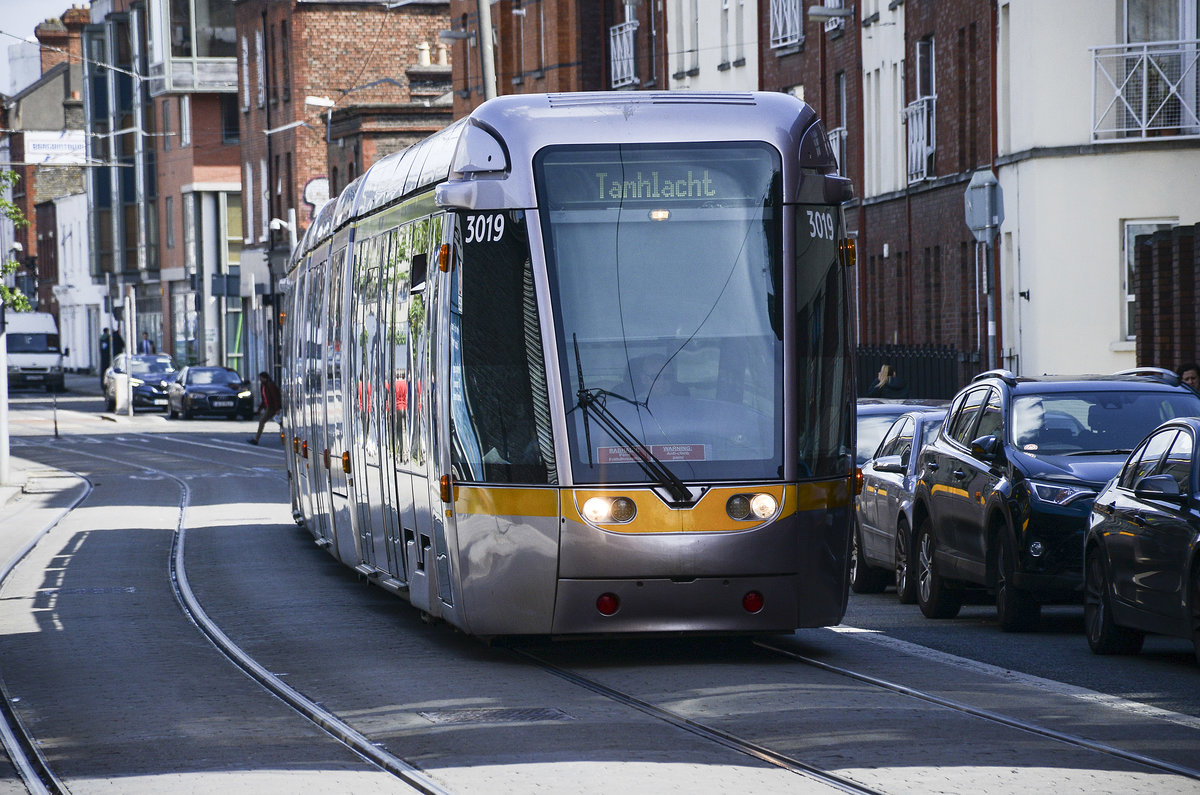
[857,414,902,465]
[188,369,242,386]
[1011,390,1200,454]
[130,357,175,376]
[6,333,59,353]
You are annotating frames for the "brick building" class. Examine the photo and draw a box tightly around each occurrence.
[234,0,450,374]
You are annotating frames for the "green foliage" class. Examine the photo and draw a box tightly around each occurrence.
[0,170,31,312]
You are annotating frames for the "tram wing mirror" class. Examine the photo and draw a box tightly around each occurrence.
[824,174,854,204]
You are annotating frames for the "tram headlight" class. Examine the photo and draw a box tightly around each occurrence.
[648,209,671,221]
[581,496,637,524]
[727,493,779,521]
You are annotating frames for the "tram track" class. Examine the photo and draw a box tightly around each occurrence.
[0,436,446,795]
[752,638,1200,782]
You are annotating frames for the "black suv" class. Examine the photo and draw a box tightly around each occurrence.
[911,368,1200,631]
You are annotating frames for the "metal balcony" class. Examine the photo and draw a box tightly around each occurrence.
[609,21,640,89]
[903,95,936,183]
[769,0,803,50]
[1092,39,1200,140]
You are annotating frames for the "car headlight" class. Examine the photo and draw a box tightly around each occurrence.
[237,390,252,398]
[130,377,145,387]
[1028,479,1095,506]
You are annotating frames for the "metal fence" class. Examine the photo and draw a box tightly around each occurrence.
[857,344,965,400]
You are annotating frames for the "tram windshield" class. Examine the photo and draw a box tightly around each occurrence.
[537,143,785,483]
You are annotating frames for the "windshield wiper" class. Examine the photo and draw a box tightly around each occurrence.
[573,335,693,504]
[1064,448,1132,456]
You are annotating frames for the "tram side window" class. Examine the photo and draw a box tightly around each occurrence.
[385,225,411,465]
[450,210,553,484]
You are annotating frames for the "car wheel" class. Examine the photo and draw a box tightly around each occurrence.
[916,518,961,619]
[850,520,889,594]
[995,531,1041,632]
[1084,546,1143,655]
[895,518,917,604]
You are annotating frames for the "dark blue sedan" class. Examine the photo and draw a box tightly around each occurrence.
[167,366,254,420]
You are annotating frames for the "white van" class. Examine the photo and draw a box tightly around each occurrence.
[5,311,68,392]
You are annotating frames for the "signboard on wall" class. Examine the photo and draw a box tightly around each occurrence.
[24,131,86,165]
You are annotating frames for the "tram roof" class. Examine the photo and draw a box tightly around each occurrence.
[300,91,842,257]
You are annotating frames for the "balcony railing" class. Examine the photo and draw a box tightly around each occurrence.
[770,0,803,50]
[609,21,640,89]
[1092,39,1200,140]
[902,95,936,183]
[827,126,848,175]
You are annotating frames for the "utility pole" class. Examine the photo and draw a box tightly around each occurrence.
[0,303,9,485]
[477,0,497,100]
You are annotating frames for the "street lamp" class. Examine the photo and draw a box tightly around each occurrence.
[808,4,854,21]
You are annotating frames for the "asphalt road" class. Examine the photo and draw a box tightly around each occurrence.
[0,374,1198,794]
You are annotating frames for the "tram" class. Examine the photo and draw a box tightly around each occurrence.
[280,92,857,637]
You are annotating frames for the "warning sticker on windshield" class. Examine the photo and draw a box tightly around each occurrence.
[598,444,708,463]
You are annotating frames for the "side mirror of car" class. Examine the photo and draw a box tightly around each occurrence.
[970,434,1004,462]
[873,454,906,474]
[1134,474,1184,501]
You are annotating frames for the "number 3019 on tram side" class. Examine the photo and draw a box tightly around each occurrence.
[280,91,858,638]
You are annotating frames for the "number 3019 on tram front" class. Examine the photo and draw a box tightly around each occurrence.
[280,91,858,639]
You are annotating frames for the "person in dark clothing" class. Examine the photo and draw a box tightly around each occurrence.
[867,364,911,398]
[248,371,282,445]
[139,332,154,354]
[1179,362,1200,394]
[98,328,111,387]
[111,329,125,357]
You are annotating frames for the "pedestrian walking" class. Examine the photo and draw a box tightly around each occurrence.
[139,332,154,354]
[248,371,282,445]
[98,328,111,387]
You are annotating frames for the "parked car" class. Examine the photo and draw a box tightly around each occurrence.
[855,398,945,466]
[853,408,948,602]
[850,398,946,596]
[911,368,1200,631]
[167,366,254,420]
[5,311,67,392]
[1085,417,1200,664]
[103,353,176,412]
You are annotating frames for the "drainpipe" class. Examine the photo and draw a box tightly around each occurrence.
[989,0,1002,370]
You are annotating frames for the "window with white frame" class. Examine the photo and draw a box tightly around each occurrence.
[904,35,936,182]
[243,162,254,243]
[260,158,269,241]
[770,0,802,49]
[255,30,265,108]
[240,35,249,111]
[180,96,191,147]
[1122,218,1177,339]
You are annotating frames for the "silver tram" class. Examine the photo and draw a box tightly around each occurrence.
[280,92,857,637]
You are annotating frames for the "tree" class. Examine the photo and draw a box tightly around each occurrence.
[0,170,31,312]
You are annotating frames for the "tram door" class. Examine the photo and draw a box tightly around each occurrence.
[305,254,333,547]
[381,224,415,586]
[349,232,387,574]
[291,270,313,524]
[324,245,356,563]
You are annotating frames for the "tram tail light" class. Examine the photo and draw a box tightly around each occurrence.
[438,243,451,272]
[293,437,300,454]
[342,452,351,474]
[440,474,454,503]
[301,441,308,459]
[743,591,765,614]
[596,593,620,616]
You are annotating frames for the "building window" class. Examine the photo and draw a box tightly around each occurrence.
[255,30,265,108]
[182,192,196,272]
[260,158,269,242]
[220,94,240,144]
[162,99,171,151]
[769,0,803,49]
[180,95,191,147]
[169,0,236,58]
[1122,218,1177,340]
[243,162,254,243]
[280,19,291,101]
[240,35,250,111]
[166,195,175,249]
[904,36,936,182]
